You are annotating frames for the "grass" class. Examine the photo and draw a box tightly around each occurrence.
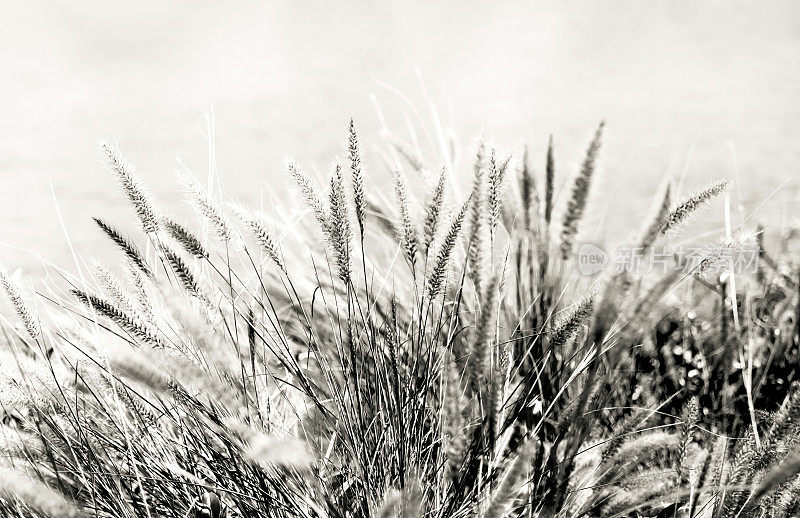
[0,118,798,517]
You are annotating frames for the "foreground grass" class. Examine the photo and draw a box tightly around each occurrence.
[0,120,798,517]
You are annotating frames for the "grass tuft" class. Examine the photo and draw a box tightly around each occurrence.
[0,119,794,518]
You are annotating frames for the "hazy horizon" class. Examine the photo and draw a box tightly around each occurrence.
[2,1,799,277]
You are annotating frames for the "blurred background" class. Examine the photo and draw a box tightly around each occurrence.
[1,0,798,276]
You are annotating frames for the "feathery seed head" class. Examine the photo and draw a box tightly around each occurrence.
[72,289,164,347]
[105,345,174,393]
[129,265,154,323]
[423,167,448,254]
[0,267,40,340]
[639,181,672,249]
[545,134,555,225]
[328,162,353,285]
[393,169,420,273]
[550,293,596,349]
[162,217,208,258]
[560,121,605,260]
[178,170,233,242]
[101,141,160,234]
[161,246,204,299]
[288,159,330,232]
[469,274,500,390]
[661,179,731,236]
[347,118,366,236]
[230,204,286,274]
[94,263,136,313]
[92,217,152,277]
[487,148,509,233]
[467,144,488,291]
[520,145,539,231]
[427,195,471,299]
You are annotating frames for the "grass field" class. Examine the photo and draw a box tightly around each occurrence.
[1,117,799,517]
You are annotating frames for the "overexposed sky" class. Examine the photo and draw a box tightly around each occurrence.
[1,1,799,273]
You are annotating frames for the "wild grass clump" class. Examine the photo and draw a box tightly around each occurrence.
[0,116,798,518]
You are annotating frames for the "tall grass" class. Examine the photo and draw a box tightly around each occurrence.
[0,119,798,518]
